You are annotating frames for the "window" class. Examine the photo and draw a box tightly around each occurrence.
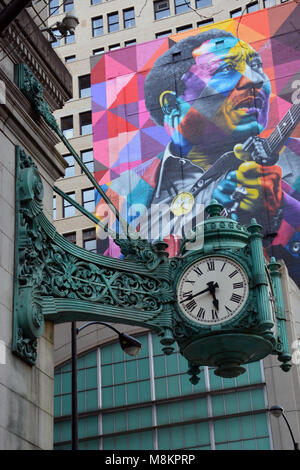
[196,0,212,8]
[197,18,214,27]
[79,75,91,98]
[125,39,136,47]
[61,115,74,138]
[263,0,276,7]
[51,30,61,48]
[63,232,76,244]
[63,192,76,218]
[81,149,94,173]
[91,0,102,4]
[63,0,74,12]
[92,16,103,37]
[65,31,75,44]
[63,154,75,178]
[108,12,119,33]
[93,47,104,55]
[109,44,120,51]
[175,0,190,15]
[83,228,97,253]
[123,8,135,28]
[49,0,59,15]
[53,196,56,220]
[65,55,76,63]
[82,189,95,213]
[230,8,242,17]
[154,0,170,20]
[79,111,92,135]
[156,30,172,38]
[176,24,193,33]
[247,2,259,13]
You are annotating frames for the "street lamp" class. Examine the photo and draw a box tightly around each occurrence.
[71,321,142,450]
[42,12,80,43]
[269,405,299,450]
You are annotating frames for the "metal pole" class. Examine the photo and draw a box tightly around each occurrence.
[71,322,78,451]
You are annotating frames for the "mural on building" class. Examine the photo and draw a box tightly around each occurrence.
[91,2,300,286]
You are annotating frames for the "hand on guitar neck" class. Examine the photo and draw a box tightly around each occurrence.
[233,136,279,166]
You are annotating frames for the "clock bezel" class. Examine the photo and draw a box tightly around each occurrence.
[174,253,253,330]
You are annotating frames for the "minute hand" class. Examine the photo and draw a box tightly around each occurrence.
[180,282,218,304]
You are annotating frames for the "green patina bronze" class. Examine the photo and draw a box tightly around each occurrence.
[12,64,292,384]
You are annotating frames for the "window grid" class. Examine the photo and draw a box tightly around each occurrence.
[63,154,75,178]
[79,111,92,135]
[81,149,94,173]
[123,8,135,29]
[63,192,76,218]
[108,12,119,33]
[54,334,271,450]
[82,188,96,213]
[92,16,103,37]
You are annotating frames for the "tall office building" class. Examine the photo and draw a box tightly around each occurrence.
[50,0,300,450]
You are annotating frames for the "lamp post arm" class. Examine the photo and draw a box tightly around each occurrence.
[77,321,121,336]
[282,413,299,450]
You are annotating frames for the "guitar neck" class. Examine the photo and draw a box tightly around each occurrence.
[266,104,300,154]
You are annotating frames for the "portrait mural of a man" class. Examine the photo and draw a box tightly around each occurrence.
[91,3,300,286]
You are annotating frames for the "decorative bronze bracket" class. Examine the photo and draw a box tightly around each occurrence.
[13,147,175,365]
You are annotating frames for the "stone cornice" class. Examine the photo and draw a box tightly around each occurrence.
[0,8,72,111]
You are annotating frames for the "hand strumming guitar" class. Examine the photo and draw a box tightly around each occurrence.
[213,138,283,223]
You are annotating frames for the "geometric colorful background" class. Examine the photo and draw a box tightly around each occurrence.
[91,2,300,284]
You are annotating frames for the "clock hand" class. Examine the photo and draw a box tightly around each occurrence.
[207,281,219,310]
[180,282,219,304]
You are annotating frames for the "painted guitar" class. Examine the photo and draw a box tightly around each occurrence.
[196,104,300,197]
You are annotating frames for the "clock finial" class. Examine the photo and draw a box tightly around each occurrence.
[205,199,224,218]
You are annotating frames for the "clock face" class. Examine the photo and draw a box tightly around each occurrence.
[177,256,249,326]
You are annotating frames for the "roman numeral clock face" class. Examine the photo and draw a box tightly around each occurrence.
[177,256,249,326]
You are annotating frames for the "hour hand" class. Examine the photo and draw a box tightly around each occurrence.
[207,281,219,310]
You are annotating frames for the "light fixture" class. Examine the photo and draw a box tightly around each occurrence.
[269,405,299,450]
[42,12,79,43]
[118,332,142,356]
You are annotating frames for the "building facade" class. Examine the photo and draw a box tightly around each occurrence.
[0,1,72,449]
[51,0,300,451]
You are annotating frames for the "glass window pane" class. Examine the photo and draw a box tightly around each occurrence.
[81,149,94,172]
[61,115,73,138]
[79,75,91,98]
[64,154,75,177]
[175,0,190,14]
[108,12,119,32]
[63,192,75,218]
[49,0,59,15]
[196,0,212,7]
[79,111,92,135]
[64,0,73,12]
[264,0,276,7]
[92,16,103,37]
[247,2,259,13]
[65,31,75,44]
[154,0,170,20]
[124,8,135,28]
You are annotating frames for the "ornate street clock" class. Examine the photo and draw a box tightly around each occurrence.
[168,200,292,384]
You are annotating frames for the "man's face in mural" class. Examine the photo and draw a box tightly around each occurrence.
[163,36,271,150]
